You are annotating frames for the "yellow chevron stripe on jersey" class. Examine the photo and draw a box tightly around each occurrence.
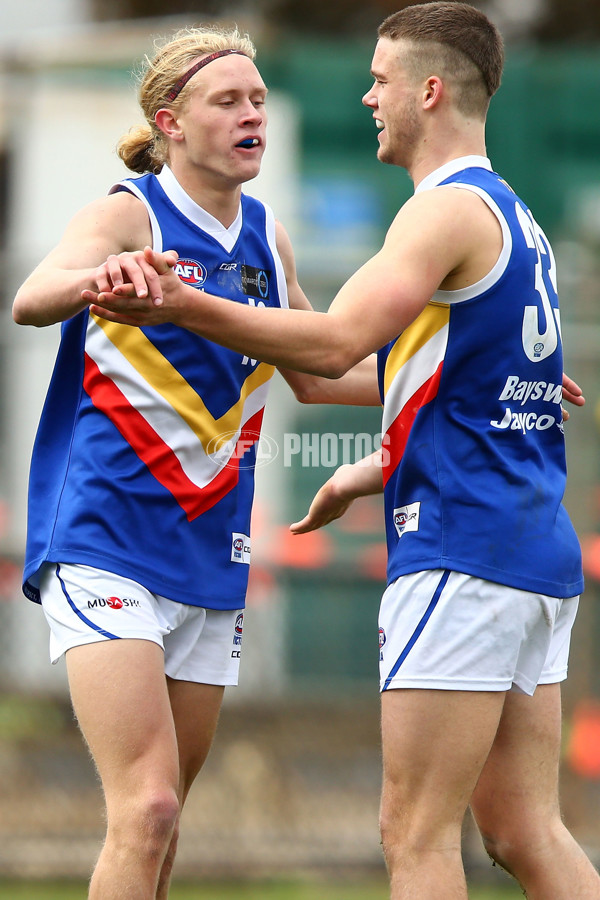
[91,316,275,451]
[383,302,450,396]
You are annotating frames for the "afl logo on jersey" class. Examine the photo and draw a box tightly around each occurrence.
[174,258,207,287]
[393,502,421,538]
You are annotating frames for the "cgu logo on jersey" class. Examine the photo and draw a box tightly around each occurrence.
[174,258,207,287]
[87,596,141,610]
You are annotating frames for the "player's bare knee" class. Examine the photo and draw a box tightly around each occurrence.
[145,789,180,834]
[379,805,445,862]
[379,799,404,851]
[122,788,180,855]
[478,827,522,878]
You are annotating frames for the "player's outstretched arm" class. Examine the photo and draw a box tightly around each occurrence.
[290,450,384,534]
[86,188,500,379]
[13,192,151,328]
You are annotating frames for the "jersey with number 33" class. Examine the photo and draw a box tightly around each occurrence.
[378,155,583,598]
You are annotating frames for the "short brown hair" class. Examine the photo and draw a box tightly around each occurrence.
[378,2,504,117]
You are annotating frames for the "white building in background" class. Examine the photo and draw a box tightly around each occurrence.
[1,0,93,45]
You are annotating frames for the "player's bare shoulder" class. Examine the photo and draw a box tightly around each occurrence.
[386,186,503,291]
[274,219,295,268]
[57,189,151,257]
[274,218,302,293]
[431,186,503,290]
[91,189,153,252]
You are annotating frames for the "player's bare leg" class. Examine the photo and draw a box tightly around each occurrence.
[380,687,506,899]
[66,639,180,900]
[471,683,600,899]
[156,678,224,900]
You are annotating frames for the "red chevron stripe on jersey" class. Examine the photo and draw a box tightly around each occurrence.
[83,354,265,521]
[382,361,443,488]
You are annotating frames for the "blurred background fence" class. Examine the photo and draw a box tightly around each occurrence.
[0,0,599,888]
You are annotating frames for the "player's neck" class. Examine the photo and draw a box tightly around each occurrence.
[169,164,243,228]
[409,129,487,190]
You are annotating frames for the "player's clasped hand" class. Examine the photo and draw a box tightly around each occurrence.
[82,247,179,325]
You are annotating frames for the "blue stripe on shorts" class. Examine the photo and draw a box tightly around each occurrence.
[382,569,450,691]
[55,563,120,641]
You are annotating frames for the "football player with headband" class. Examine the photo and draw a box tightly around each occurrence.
[12,25,379,900]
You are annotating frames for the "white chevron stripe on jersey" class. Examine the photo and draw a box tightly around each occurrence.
[382,320,449,436]
[85,318,271,489]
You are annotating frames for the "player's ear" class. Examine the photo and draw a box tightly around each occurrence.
[423,75,443,110]
[155,108,184,142]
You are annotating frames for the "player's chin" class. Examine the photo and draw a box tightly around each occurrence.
[239,160,263,181]
[377,145,400,167]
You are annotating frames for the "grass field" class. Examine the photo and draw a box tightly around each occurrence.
[0,880,523,899]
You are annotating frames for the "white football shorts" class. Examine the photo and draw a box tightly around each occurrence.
[39,562,244,685]
[378,569,579,695]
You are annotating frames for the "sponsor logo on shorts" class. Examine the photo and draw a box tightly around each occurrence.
[233,612,244,645]
[231,533,251,564]
[87,596,141,610]
[393,502,420,538]
[379,626,386,661]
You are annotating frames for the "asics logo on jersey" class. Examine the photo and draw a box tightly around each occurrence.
[87,596,141,609]
[174,258,207,287]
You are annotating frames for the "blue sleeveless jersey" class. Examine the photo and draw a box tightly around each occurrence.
[378,156,583,598]
[23,168,288,609]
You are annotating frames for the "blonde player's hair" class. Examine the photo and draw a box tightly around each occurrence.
[117,26,256,174]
